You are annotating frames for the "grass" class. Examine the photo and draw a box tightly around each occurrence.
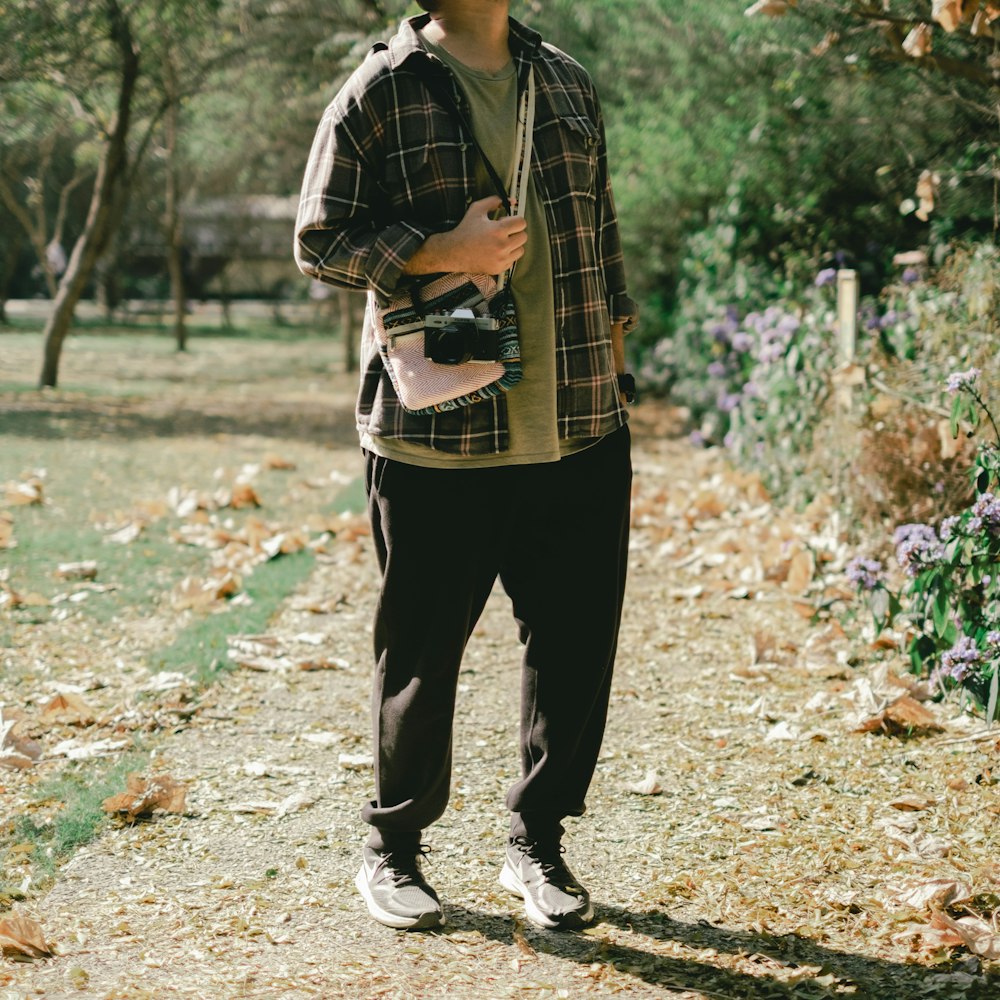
[153,548,316,685]
[1,320,362,910]
[1,748,150,901]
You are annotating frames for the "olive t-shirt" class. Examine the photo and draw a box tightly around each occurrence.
[361,37,595,468]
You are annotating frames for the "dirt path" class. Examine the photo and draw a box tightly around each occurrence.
[5,416,999,1000]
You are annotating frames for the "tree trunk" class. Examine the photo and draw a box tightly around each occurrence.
[162,53,187,352]
[38,0,139,388]
[0,228,23,325]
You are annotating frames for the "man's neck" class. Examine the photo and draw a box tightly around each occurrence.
[421,1,512,74]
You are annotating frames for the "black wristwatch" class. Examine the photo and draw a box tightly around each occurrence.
[617,373,638,404]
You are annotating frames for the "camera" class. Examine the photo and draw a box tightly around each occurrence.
[424,313,499,366]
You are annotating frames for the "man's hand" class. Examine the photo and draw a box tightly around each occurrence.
[403,196,527,276]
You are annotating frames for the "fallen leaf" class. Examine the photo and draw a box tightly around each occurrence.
[0,915,52,959]
[902,23,933,58]
[785,549,814,594]
[890,795,935,811]
[339,752,374,770]
[855,695,943,736]
[892,879,972,910]
[263,453,296,471]
[54,561,98,581]
[0,512,14,549]
[625,769,663,795]
[229,483,262,509]
[41,692,96,726]
[931,912,1000,960]
[3,477,44,506]
[102,773,187,821]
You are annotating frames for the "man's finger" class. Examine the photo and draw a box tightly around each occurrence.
[471,195,503,216]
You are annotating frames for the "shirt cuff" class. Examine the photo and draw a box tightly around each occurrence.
[609,292,639,334]
[365,221,436,304]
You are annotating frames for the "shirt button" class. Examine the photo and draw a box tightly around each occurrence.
[459,142,467,152]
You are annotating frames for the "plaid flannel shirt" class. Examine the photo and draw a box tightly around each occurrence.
[295,14,638,455]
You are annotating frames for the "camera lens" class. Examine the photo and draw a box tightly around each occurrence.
[428,322,474,365]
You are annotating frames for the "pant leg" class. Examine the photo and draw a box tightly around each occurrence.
[362,452,502,850]
[499,427,632,836]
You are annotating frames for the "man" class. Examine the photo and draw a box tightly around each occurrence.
[294,0,637,932]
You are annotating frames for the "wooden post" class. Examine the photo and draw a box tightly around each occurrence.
[836,268,858,363]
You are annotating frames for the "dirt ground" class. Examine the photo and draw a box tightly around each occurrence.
[2,327,999,999]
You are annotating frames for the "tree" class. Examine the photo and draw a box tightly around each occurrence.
[0,0,245,386]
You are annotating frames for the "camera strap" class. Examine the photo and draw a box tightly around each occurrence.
[421,63,536,295]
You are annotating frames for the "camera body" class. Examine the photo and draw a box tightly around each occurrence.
[423,309,500,366]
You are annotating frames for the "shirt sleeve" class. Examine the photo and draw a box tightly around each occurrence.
[293,79,435,305]
[591,88,638,334]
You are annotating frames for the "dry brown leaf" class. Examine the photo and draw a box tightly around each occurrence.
[890,795,935,811]
[3,477,44,506]
[811,29,839,56]
[855,695,943,736]
[0,915,52,959]
[102,772,187,821]
[902,23,933,58]
[171,571,241,611]
[263,453,297,471]
[915,169,940,221]
[931,912,1000,960]
[625,769,663,795]
[744,0,795,15]
[229,483,262,509]
[893,878,972,910]
[41,692,96,725]
[785,549,814,594]
[0,512,14,550]
[931,0,964,32]
[54,561,98,581]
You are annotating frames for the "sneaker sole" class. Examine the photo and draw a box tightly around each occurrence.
[355,866,445,931]
[499,860,594,931]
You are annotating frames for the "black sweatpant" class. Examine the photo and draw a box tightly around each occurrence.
[362,425,631,852]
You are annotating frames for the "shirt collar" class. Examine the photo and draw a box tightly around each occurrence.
[385,12,542,71]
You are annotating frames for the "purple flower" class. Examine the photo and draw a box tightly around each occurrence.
[814,268,837,287]
[939,515,960,540]
[777,315,801,335]
[689,430,706,448]
[718,392,741,413]
[865,315,882,331]
[893,523,945,577]
[879,310,899,328]
[742,380,761,399]
[986,630,1000,647]
[731,331,753,353]
[901,267,920,285]
[946,367,981,394]
[971,492,1000,532]
[723,431,736,449]
[758,343,784,365]
[707,360,728,378]
[846,556,883,591]
[941,635,981,682]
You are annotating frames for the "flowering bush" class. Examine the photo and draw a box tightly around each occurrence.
[851,373,1000,721]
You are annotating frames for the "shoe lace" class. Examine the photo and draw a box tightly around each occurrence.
[375,844,431,888]
[511,836,575,885]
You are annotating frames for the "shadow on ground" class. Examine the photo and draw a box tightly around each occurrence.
[0,396,359,446]
[438,903,994,998]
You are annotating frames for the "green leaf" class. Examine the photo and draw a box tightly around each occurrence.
[986,667,999,729]
[950,394,963,439]
[932,588,951,638]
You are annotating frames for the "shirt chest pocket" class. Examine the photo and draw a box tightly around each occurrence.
[536,93,599,199]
